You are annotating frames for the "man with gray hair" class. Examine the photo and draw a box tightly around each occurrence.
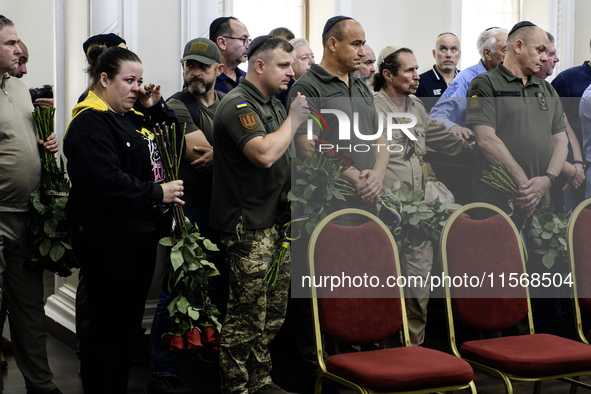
[353,43,376,87]
[430,27,508,136]
[290,37,314,81]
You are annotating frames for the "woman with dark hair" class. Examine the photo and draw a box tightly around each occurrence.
[64,46,184,393]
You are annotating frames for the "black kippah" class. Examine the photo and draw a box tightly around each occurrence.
[322,15,352,36]
[247,35,270,59]
[83,33,126,55]
[508,21,537,37]
[209,16,231,40]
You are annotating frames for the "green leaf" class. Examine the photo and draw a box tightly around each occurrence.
[60,241,73,250]
[44,217,58,233]
[542,249,558,269]
[203,238,219,252]
[187,307,201,321]
[159,237,173,247]
[170,249,184,271]
[182,245,196,263]
[541,231,553,240]
[49,243,65,262]
[167,296,180,316]
[332,188,346,201]
[176,296,190,314]
[39,238,51,256]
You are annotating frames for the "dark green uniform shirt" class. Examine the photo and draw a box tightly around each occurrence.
[210,78,290,233]
[466,62,566,208]
[287,64,378,172]
[167,90,223,209]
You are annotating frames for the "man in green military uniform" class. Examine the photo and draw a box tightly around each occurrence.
[288,16,388,207]
[466,21,567,218]
[210,35,307,394]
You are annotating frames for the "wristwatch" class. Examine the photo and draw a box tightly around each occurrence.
[544,172,559,186]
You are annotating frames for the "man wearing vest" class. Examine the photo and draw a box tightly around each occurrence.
[145,37,225,394]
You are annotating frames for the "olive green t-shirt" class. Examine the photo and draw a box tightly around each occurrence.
[167,89,223,209]
[287,64,378,172]
[210,79,290,233]
[466,62,566,209]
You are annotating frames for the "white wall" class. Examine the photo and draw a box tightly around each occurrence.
[2,0,55,90]
[574,0,591,65]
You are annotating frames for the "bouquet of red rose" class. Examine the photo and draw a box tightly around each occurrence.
[154,123,222,353]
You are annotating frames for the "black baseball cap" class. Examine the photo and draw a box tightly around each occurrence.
[322,16,352,36]
[508,21,537,37]
[209,16,231,40]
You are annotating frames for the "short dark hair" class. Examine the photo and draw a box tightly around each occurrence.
[0,15,14,30]
[210,16,238,42]
[87,46,142,91]
[372,47,413,92]
[269,27,295,41]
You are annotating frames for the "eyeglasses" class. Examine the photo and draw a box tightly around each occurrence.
[223,36,252,47]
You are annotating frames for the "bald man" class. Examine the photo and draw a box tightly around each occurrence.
[416,32,461,112]
[466,21,568,218]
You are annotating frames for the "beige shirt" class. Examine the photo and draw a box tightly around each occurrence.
[0,73,41,212]
[374,89,469,192]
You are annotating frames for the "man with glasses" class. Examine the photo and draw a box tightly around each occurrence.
[210,16,251,94]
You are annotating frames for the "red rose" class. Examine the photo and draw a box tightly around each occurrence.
[165,333,187,353]
[203,326,220,351]
[340,153,355,167]
[185,327,202,349]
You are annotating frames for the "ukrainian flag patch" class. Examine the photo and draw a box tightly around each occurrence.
[236,101,247,108]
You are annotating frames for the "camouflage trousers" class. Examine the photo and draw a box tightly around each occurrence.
[219,218,291,394]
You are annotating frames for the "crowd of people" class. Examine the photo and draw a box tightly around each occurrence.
[1,10,590,394]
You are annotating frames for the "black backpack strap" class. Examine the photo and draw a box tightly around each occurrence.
[169,91,200,127]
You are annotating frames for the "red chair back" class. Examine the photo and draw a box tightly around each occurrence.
[444,214,528,332]
[313,220,403,345]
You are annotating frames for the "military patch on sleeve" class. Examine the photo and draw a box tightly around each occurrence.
[236,101,247,108]
[468,94,480,109]
[536,92,548,111]
[239,112,259,130]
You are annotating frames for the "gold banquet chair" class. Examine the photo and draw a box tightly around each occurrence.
[307,208,476,394]
[568,197,591,345]
[439,202,591,393]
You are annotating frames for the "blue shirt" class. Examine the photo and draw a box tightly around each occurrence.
[430,60,487,129]
[579,83,591,197]
[214,67,247,94]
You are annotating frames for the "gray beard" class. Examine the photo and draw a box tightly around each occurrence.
[187,83,207,95]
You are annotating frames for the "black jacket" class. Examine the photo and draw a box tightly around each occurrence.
[64,91,181,234]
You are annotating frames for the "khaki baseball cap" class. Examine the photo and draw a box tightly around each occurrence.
[180,38,221,65]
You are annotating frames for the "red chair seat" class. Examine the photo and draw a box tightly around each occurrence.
[326,346,474,392]
[461,333,591,378]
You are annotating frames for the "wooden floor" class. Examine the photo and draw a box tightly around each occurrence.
[0,274,590,393]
